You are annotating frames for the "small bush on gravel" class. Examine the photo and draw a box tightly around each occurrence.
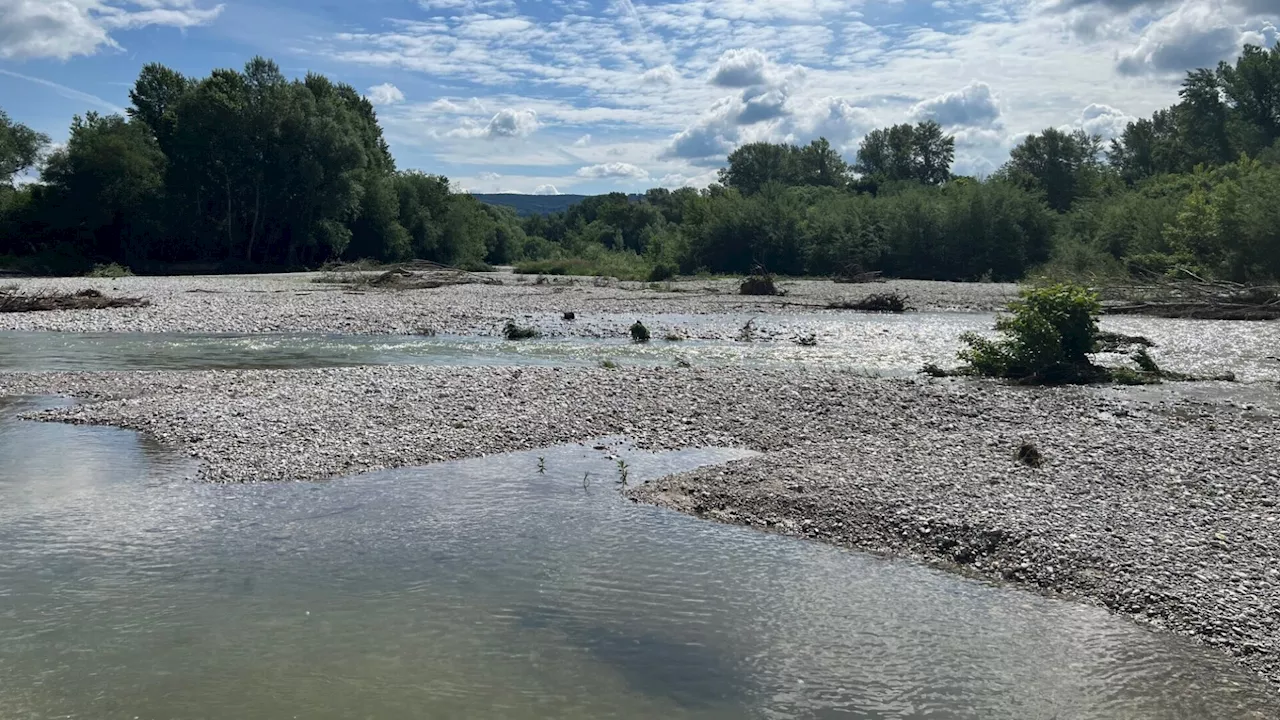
[929,284,1234,385]
[957,284,1107,384]
[503,320,540,340]
[630,321,651,343]
[86,263,133,278]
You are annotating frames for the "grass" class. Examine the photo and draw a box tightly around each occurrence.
[513,254,652,282]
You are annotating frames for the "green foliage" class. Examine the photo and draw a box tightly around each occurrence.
[1,110,49,184]
[854,121,955,185]
[513,251,651,281]
[958,284,1104,383]
[629,321,651,343]
[997,127,1104,212]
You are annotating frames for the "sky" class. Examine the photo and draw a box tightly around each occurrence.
[1,1,1277,195]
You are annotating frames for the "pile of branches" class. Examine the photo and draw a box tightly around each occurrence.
[1101,274,1280,321]
[828,292,909,313]
[316,261,502,290]
[0,287,149,313]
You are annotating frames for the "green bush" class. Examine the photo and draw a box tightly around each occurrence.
[86,262,134,278]
[958,284,1104,383]
[647,261,677,282]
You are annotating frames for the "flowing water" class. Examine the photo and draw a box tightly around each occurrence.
[1,398,1278,719]
[3,312,1280,382]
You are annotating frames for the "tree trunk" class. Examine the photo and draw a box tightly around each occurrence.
[224,169,236,256]
[247,178,261,264]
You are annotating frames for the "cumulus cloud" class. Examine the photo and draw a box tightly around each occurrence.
[477,171,501,180]
[572,134,592,147]
[784,97,878,152]
[710,48,771,87]
[663,98,741,162]
[367,83,405,105]
[449,108,540,139]
[737,86,792,124]
[485,108,540,138]
[0,0,223,60]
[641,65,677,85]
[1116,2,1275,75]
[575,162,650,180]
[911,81,1001,128]
[533,184,560,195]
[1076,103,1135,138]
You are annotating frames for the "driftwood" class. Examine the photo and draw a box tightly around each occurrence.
[1099,273,1280,321]
[0,288,149,313]
[317,263,502,290]
[833,270,885,284]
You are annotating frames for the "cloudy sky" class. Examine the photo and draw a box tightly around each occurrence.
[1,1,1276,194]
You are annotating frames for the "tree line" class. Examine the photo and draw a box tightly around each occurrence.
[4,45,1280,282]
[0,58,527,274]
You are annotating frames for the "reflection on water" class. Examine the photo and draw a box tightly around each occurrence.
[2,398,1278,719]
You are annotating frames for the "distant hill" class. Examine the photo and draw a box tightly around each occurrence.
[471,193,592,216]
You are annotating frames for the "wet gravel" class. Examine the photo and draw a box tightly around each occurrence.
[0,272,1015,337]
[0,364,1277,689]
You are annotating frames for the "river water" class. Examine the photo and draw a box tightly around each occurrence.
[3,311,1279,382]
[1,396,1278,719]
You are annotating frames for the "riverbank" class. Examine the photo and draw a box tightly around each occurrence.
[0,272,1015,337]
[0,363,1276,688]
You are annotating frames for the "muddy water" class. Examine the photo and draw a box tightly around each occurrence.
[1,398,1277,719]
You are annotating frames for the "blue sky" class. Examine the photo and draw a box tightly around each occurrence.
[2,0,1277,194]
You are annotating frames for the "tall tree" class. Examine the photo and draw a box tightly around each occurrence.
[999,127,1102,212]
[0,109,49,185]
[718,142,797,195]
[854,121,955,185]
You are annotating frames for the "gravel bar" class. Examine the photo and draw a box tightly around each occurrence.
[0,273,1014,336]
[1,364,1277,688]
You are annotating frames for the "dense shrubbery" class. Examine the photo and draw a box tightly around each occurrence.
[6,46,1280,282]
[957,285,1106,384]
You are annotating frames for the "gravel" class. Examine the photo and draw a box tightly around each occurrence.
[0,272,1016,337]
[1,363,1277,688]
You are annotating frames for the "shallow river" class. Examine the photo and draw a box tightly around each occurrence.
[3,311,1279,382]
[2,397,1278,719]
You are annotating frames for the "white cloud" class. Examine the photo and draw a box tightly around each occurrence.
[572,133,592,147]
[709,48,770,87]
[575,162,650,180]
[1115,2,1274,76]
[0,0,223,60]
[485,108,539,138]
[532,184,560,195]
[367,83,406,106]
[912,81,1001,128]
[477,171,501,180]
[1076,103,1134,138]
[448,108,540,139]
[641,65,678,85]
